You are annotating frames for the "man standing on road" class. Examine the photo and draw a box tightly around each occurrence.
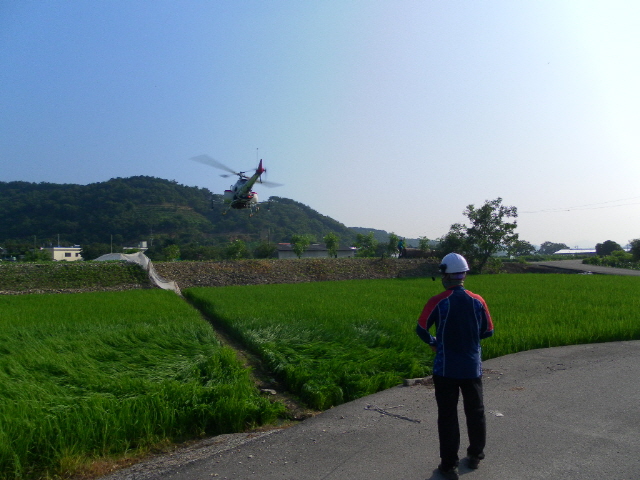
[416,253,494,480]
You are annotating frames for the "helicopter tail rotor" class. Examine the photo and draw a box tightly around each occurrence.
[255,159,283,187]
[256,159,266,177]
[191,154,282,187]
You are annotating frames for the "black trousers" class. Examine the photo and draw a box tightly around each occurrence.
[433,374,486,468]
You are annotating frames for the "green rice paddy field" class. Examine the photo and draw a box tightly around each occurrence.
[1,274,639,479]
[0,290,284,479]
[185,274,640,410]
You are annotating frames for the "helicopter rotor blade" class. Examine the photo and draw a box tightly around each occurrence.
[190,155,239,176]
[260,180,284,188]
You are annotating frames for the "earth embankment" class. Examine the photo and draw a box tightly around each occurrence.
[1,258,581,295]
[153,258,440,289]
[1,258,441,294]
[0,261,151,295]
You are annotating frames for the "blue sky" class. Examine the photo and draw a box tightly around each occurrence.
[2,1,639,248]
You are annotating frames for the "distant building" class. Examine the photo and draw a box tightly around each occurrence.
[276,243,356,259]
[553,248,596,256]
[43,246,83,261]
[122,241,149,253]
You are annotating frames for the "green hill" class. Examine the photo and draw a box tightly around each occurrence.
[349,227,423,248]
[0,177,357,255]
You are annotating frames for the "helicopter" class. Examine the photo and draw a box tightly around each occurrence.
[190,154,282,215]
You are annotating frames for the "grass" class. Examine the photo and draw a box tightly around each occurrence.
[0,262,150,292]
[185,279,437,410]
[0,290,284,479]
[470,274,640,357]
[184,274,640,410]
[2,273,639,478]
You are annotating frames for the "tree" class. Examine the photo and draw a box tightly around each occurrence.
[418,236,431,253]
[80,243,114,260]
[386,232,400,258]
[439,198,519,273]
[163,244,181,261]
[290,234,313,258]
[629,238,640,262]
[180,244,222,261]
[253,241,277,259]
[354,232,378,257]
[323,232,339,258]
[225,239,250,260]
[538,242,569,255]
[24,249,53,262]
[437,223,469,258]
[507,239,536,258]
[595,240,623,256]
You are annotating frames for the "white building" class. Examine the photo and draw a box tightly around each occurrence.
[553,249,596,256]
[122,241,149,252]
[43,246,84,261]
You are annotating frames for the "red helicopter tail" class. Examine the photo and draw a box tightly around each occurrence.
[256,159,266,176]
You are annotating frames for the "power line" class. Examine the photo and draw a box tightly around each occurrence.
[520,196,640,214]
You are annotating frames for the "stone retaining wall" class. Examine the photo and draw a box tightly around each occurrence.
[154,258,440,289]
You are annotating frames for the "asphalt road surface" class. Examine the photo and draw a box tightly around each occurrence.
[102,341,640,480]
[532,259,640,276]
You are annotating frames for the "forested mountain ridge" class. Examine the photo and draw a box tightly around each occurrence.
[349,227,422,248]
[0,177,357,248]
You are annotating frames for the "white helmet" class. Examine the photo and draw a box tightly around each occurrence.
[439,253,469,274]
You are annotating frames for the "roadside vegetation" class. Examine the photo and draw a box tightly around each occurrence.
[583,250,640,270]
[582,238,640,270]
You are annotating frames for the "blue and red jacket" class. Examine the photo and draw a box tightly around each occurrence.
[416,286,494,379]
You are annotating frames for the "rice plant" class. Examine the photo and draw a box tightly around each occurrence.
[185,279,440,409]
[0,290,284,479]
[185,274,640,410]
[463,274,640,359]
[3,274,638,478]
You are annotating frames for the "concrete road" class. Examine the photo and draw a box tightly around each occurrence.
[103,341,640,480]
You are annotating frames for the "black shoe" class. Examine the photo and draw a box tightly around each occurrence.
[437,464,459,480]
[467,455,482,469]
